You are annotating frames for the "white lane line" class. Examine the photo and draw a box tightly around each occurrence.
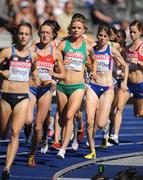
[53,152,143,180]
[95,141,143,148]
[95,133,143,138]
[0,152,28,158]
[10,175,52,179]
[0,139,25,143]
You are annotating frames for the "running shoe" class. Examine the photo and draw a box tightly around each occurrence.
[70,132,74,141]
[2,168,10,180]
[51,141,61,149]
[84,151,96,159]
[41,140,48,154]
[27,155,36,167]
[57,148,65,159]
[47,128,54,138]
[108,134,119,145]
[85,141,89,147]
[77,126,84,143]
[72,139,79,151]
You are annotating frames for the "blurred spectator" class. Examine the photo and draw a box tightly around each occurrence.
[0,18,9,33]
[6,0,20,23]
[0,0,9,21]
[15,0,37,29]
[120,20,131,45]
[35,0,46,19]
[38,2,55,27]
[56,1,75,35]
[49,0,68,16]
[90,0,116,25]
[86,0,94,8]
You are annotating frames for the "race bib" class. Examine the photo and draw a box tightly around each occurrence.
[97,59,110,71]
[8,61,31,82]
[95,54,110,71]
[37,61,54,80]
[126,52,138,63]
[64,52,84,71]
[126,53,138,70]
[38,68,52,80]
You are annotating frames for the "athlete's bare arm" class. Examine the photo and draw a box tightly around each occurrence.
[31,52,40,86]
[86,43,97,80]
[51,49,65,80]
[111,47,129,90]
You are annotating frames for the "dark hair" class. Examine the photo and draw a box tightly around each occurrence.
[68,13,88,34]
[97,23,111,37]
[38,19,60,40]
[109,24,117,34]
[17,21,32,34]
[129,20,143,35]
[117,29,126,40]
[65,1,74,8]
[71,13,86,23]
[116,29,126,47]
[5,21,32,44]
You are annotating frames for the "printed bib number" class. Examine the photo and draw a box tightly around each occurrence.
[37,61,54,80]
[38,68,52,80]
[97,60,109,71]
[8,61,31,82]
[64,57,83,71]
[126,55,138,70]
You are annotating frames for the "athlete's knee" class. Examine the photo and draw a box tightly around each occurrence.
[86,120,94,129]
[11,129,20,138]
[116,106,124,113]
[97,121,106,129]
[66,112,74,122]
[86,113,94,123]
[34,125,42,134]
[86,116,94,128]
[25,120,32,126]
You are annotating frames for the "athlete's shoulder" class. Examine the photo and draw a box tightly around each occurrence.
[0,47,12,59]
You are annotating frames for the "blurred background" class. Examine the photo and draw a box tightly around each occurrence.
[0,0,142,48]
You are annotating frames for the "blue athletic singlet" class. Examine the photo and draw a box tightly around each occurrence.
[8,46,32,82]
[93,45,113,72]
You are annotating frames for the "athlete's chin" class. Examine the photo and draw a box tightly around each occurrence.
[42,40,50,44]
[20,42,28,46]
[131,37,136,41]
[73,35,81,40]
[99,41,106,46]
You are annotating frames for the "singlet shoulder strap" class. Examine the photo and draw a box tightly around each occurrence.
[50,44,55,62]
[11,45,15,57]
[82,40,86,48]
[34,44,38,52]
[82,41,87,64]
[136,42,143,51]
[110,41,114,48]
[107,44,111,51]
[28,50,32,60]
[64,40,71,52]
[50,44,53,56]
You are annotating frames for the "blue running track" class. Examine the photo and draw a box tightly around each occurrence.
[0,104,143,179]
